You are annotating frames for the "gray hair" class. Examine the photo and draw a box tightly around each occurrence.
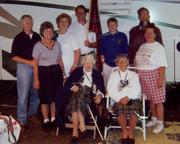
[20,14,33,23]
[81,54,96,66]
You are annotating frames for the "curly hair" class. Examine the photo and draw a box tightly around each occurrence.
[81,54,96,66]
[56,13,72,28]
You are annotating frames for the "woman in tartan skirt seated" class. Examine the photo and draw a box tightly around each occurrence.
[63,54,105,144]
[107,54,141,144]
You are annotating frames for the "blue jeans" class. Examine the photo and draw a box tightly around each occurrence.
[16,64,40,124]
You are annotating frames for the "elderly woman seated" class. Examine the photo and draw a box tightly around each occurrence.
[107,54,141,144]
[63,54,105,144]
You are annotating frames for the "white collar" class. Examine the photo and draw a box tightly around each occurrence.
[83,68,92,75]
[119,69,128,74]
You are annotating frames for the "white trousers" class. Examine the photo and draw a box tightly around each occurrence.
[102,63,114,88]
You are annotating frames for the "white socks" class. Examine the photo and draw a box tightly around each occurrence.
[44,119,50,123]
[44,117,55,123]
[152,116,158,122]
[157,120,163,124]
[51,117,55,122]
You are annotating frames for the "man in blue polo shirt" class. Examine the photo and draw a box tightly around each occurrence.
[100,17,128,87]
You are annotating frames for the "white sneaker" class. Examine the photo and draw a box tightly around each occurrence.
[152,123,164,134]
[146,120,157,127]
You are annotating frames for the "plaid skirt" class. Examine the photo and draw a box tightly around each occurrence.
[38,65,63,104]
[113,99,141,116]
[138,68,166,104]
[67,85,94,116]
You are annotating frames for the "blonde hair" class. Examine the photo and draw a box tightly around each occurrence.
[81,54,95,66]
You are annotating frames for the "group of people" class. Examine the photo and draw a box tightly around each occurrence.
[11,4,167,144]
[101,7,167,144]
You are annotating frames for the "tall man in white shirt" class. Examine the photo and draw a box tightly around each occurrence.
[69,5,97,64]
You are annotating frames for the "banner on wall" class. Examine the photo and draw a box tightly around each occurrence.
[89,0,102,70]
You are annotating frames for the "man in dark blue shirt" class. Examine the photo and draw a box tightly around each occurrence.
[11,15,41,126]
[100,17,128,87]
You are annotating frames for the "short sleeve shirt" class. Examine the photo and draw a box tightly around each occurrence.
[11,31,41,60]
[32,41,62,66]
[135,41,168,70]
[57,31,79,76]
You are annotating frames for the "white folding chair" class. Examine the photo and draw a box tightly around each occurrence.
[104,95,147,141]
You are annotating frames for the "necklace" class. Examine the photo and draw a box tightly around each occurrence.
[41,40,55,50]
[118,70,129,88]
[84,72,92,84]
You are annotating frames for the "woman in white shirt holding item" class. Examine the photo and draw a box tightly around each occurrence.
[107,54,141,144]
[56,13,80,78]
[135,23,168,134]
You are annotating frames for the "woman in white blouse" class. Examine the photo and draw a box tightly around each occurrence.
[107,54,141,144]
[56,13,80,78]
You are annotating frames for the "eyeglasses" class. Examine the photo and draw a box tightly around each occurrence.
[117,58,128,63]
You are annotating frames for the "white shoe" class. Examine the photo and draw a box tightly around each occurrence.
[152,123,164,134]
[146,120,157,127]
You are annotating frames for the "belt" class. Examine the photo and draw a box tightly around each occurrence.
[80,51,95,56]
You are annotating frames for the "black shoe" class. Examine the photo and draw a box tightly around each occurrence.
[80,130,87,139]
[50,120,56,129]
[71,136,78,144]
[128,138,135,144]
[42,122,51,132]
[121,138,129,144]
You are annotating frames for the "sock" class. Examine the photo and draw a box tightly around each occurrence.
[44,119,49,123]
[157,120,163,124]
[51,117,55,122]
[151,116,157,122]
